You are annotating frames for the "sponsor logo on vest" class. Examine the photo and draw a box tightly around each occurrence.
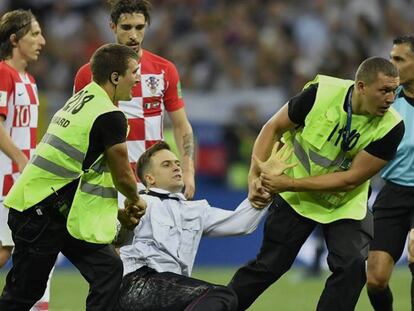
[51,115,70,128]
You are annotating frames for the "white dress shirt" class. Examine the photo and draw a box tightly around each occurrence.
[119,188,269,277]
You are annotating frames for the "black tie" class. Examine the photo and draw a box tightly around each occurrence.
[139,190,180,201]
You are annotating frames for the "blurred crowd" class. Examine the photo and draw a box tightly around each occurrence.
[1,0,413,185]
[2,0,414,97]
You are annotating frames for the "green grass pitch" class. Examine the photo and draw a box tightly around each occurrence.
[0,267,411,310]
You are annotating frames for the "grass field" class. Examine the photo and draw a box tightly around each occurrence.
[0,266,411,310]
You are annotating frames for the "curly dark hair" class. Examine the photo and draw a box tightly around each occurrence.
[108,0,152,26]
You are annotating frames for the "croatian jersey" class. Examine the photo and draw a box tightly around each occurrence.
[0,61,39,199]
[74,49,185,171]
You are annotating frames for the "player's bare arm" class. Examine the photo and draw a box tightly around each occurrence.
[169,108,195,199]
[0,116,28,172]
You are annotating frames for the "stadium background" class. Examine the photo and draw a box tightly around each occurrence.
[1,0,414,309]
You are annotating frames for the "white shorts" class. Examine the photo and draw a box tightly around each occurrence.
[0,200,14,247]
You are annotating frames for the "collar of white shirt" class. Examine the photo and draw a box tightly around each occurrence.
[142,187,187,201]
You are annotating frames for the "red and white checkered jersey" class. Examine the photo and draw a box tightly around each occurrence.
[0,61,39,199]
[74,49,185,171]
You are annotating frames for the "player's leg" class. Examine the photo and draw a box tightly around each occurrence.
[367,182,410,311]
[317,211,373,311]
[0,245,12,268]
[367,213,406,311]
[117,266,237,311]
[407,213,414,310]
[367,251,395,311]
[228,196,316,311]
[0,202,13,268]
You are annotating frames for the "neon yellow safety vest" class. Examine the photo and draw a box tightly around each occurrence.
[280,75,401,223]
[5,82,123,243]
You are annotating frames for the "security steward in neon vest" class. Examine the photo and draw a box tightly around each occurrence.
[229,57,405,311]
[0,43,146,311]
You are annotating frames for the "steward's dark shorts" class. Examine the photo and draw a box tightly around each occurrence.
[370,181,414,263]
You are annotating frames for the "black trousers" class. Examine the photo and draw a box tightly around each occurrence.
[228,195,373,311]
[116,266,238,311]
[0,206,123,311]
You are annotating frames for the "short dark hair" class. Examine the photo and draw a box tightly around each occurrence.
[136,141,171,187]
[108,0,152,25]
[0,9,35,60]
[393,34,414,53]
[355,56,398,85]
[90,43,138,84]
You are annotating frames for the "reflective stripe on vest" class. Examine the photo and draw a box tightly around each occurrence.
[79,180,117,199]
[308,149,344,168]
[293,135,345,171]
[90,160,110,173]
[281,75,401,223]
[292,137,311,174]
[31,155,80,179]
[41,133,85,163]
[4,82,121,242]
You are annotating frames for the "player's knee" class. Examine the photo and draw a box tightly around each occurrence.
[408,230,414,259]
[0,246,13,268]
[366,273,389,291]
[408,242,414,263]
